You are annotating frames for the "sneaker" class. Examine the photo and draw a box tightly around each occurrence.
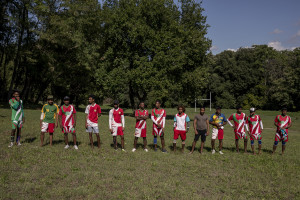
[17,142,21,146]
[162,149,167,153]
[122,149,126,152]
[8,142,13,148]
[144,148,148,152]
[212,149,216,154]
[132,148,136,152]
[219,151,224,155]
[64,145,70,149]
[74,145,78,150]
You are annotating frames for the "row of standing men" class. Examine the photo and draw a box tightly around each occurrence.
[8,92,292,155]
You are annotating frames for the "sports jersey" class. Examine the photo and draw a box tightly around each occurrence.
[41,104,59,123]
[274,115,291,132]
[9,98,24,121]
[151,108,166,136]
[135,109,148,129]
[174,113,190,131]
[59,104,76,127]
[109,108,125,128]
[209,113,227,129]
[246,114,263,140]
[228,113,246,133]
[85,103,101,127]
[274,115,291,142]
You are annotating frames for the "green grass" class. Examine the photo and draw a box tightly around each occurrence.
[0,105,299,199]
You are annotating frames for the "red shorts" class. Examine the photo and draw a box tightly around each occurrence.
[135,128,146,138]
[41,122,55,133]
[112,126,124,136]
[275,130,288,142]
[234,131,247,139]
[218,129,224,140]
[174,130,186,141]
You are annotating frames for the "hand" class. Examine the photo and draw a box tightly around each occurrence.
[73,123,76,128]
[60,124,63,129]
[162,128,164,133]
[55,123,58,128]
[122,127,125,131]
[195,130,198,135]
[186,129,189,133]
[206,132,209,136]
[232,125,236,129]
[110,128,113,133]
[85,123,88,129]
[157,123,161,128]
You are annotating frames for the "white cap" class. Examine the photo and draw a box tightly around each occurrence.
[250,107,255,112]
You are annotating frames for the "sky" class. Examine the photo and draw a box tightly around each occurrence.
[200,0,300,54]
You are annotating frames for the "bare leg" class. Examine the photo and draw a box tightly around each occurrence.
[235,139,239,152]
[143,137,147,149]
[258,144,262,154]
[219,139,223,151]
[282,145,286,155]
[200,141,204,154]
[49,133,53,146]
[64,133,69,145]
[181,141,185,153]
[113,136,117,149]
[251,145,255,155]
[121,135,125,149]
[134,137,138,149]
[73,133,77,146]
[89,133,94,148]
[272,145,277,155]
[211,139,215,151]
[244,139,248,153]
[160,136,165,150]
[96,134,100,148]
[190,141,196,154]
[173,142,176,152]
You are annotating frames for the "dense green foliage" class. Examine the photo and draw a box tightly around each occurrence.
[1,0,299,110]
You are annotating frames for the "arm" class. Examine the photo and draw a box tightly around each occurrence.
[121,115,125,130]
[206,119,210,135]
[85,114,88,129]
[21,101,25,124]
[109,110,112,130]
[260,120,263,130]
[194,119,198,134]
[40,113,44,128]
[173,116,177,130]
[162,117,165,129]
[187,121,190,132]
[227,120,233,127]
[245,123,249,132]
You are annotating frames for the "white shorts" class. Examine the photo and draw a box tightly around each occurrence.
[212,128,218,140]
[86,126,99,134]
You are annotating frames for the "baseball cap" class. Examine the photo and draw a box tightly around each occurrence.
[250,108,255,112]
[64,96,70,101]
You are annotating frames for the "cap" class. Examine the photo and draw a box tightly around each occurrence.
[113,100,119,105]
[47,95,54,100]
[63,96,70,101]
[250,108,255,112]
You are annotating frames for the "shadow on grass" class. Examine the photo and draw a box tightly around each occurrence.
[24,137,37,143]
[110,143,123,149]
[43,140,82,146]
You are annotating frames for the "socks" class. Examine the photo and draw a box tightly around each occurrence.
[11,136,15,143]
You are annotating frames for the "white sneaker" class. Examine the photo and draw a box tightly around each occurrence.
[64,145,70,149]
[17,142,21,146]
[212,149,216,154]
[219,151,224,155]
[132,148,136,152]
[144,148,148,152]
[8,142,13,148]
[122,149,126,152]
[74,145,78,150]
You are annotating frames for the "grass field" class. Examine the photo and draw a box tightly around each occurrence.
[0,104,299,199]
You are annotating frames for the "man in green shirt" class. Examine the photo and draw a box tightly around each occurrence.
[8,90,25,147]
[40,95,59,146]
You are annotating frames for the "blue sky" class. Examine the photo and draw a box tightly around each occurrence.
[201,0,300,54]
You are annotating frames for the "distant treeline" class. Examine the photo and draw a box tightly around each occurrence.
[1,0,299,110]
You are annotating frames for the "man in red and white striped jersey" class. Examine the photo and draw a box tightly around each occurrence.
[109,100,125,151]
[132,102,149,152]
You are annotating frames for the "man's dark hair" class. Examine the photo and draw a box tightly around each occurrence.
[216,106,221,110]
[281,107,287,111]
[155,99,161,104]
[200,107,205,110]
[177,105,186,112]
[89,94,95,100]
[139,101,145,105]
[236,105,242,110]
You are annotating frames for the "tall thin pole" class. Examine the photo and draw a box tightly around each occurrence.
[210,92,211,111]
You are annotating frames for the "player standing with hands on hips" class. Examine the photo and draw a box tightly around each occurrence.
[173,105,190,153]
